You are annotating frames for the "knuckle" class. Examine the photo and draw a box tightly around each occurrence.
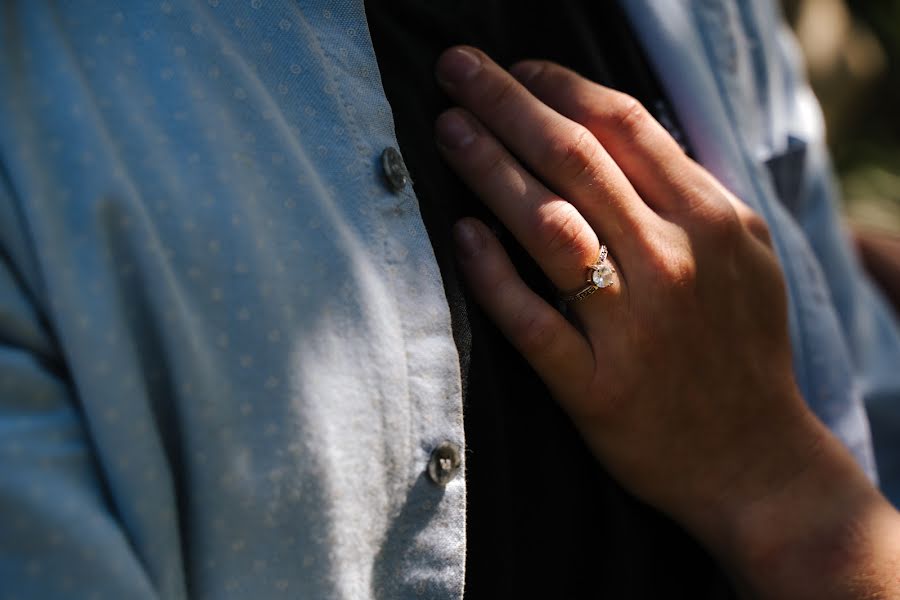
[548,125,600,182]
[742,211,772,244]
[705,207,744,244]
[479,148,512,180]
[485,76,520,115]
[511,59,550,85]
[685,195,744,245]
[513,306,560,357]
[650,250,698,290]
[534,201,595,263]
[483,269,514,300]
[604,93,650,137]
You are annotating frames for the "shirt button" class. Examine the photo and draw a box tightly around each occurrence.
[381,147,410,192]
[427,441,461,486]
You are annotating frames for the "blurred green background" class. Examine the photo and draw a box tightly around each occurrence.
[783,0,900,233]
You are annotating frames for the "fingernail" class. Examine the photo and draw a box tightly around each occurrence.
[509,61,543,85]
[435,110,476,150]
[436,47,482,87]
[453,220,484,259]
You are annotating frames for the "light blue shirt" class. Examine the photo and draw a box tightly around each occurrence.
[0,2,898,598]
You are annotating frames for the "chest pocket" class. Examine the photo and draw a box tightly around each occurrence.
[764,135,809,215]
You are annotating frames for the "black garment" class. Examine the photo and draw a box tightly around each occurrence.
[365,3,737,598]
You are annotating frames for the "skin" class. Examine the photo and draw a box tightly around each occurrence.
[432,45,900,599]
[854,226,900,316]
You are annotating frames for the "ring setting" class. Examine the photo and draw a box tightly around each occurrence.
[560,245,616,303]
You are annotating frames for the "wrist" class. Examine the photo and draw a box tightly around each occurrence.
[706,420,900,599]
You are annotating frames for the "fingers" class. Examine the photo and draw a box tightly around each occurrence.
[511,59,775,250]
[435,107,607,295]
[509,60,724,220]
[452,217,595,394]
[435,46,660,256]
[435,46,774,335]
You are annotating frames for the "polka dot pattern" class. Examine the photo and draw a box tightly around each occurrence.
[0,1,465,598]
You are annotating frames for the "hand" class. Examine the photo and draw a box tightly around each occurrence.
[434,46,900,599]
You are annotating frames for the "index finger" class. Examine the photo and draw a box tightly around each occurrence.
[435,46,660,255]
[509,60,732,220]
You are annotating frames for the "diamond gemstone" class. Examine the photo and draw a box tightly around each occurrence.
[591,263,615,288]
